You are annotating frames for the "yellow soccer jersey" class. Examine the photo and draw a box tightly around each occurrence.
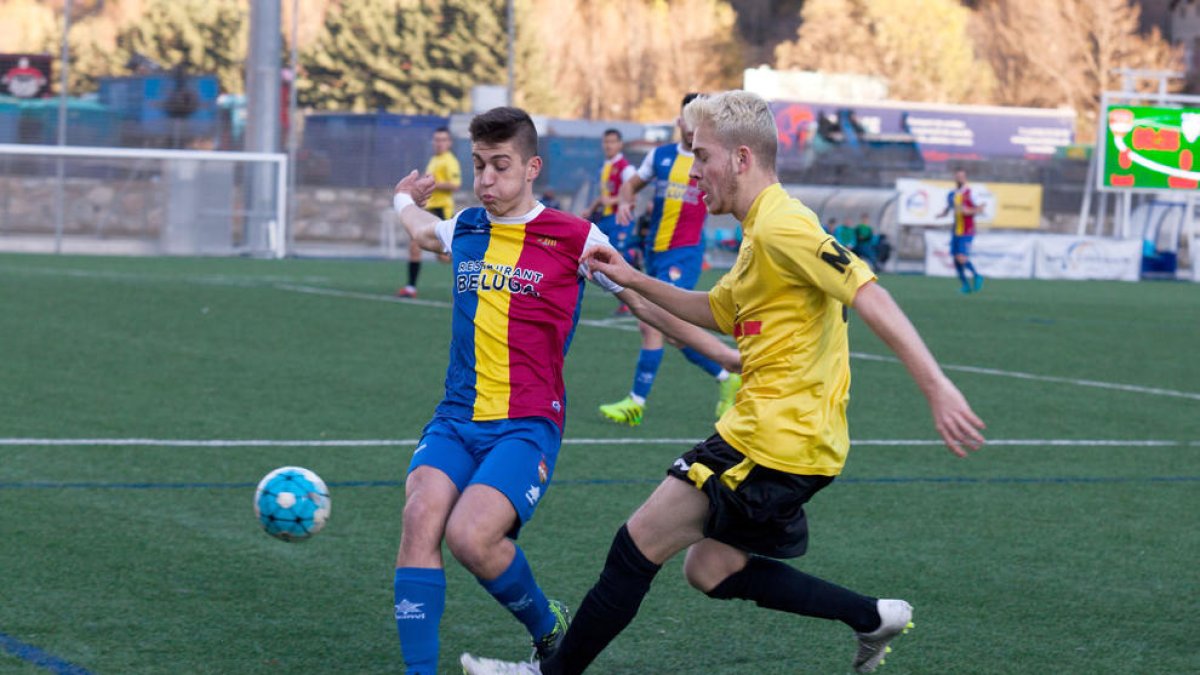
[709,183,876,476]
[426,151,461,213]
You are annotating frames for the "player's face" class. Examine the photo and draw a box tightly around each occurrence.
[955,170,966,187]
[602,133,622,159]
[432,131,452,155]
[689,122,738,216]
[677,115,696,151]
[472,140,541,217]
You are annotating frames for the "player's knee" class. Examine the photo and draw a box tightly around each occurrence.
[682,552,722,594]
[397,499,448,565]
[444,517,498,573]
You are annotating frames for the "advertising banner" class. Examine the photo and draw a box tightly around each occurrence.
[1101,105,1200,191]
[923,231,1036,279]
[897,179,1042,229]
[0,53,52,99]
[1193,238,1200,282]
[772,99,1074,163]
[1033,235,1142,281]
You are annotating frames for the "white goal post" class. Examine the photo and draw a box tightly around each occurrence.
[0,143,289,258]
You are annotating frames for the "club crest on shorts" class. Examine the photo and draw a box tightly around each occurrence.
[668,266,683,282]
[537,457,549,484]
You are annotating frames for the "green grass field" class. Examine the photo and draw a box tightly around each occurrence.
[1,252,1197,674]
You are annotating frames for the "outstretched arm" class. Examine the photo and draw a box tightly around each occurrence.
[615,175,647,226]
[584,244,720,330]
[393,170,444,254]
[616,287,740,373]
[851,281,986,457]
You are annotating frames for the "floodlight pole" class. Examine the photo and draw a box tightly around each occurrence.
[244,0,283,256]
[53,0,72,254]
[506,0,515,105]
[287,0,299,253]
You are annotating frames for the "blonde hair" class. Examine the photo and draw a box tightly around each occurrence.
[682,90,778,171]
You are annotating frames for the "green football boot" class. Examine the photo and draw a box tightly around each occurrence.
[599,396,644,426]
[715,373,742,419]
[531,599,571,662]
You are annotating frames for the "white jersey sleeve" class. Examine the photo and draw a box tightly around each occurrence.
[433,212,459,253]
[635,149,656,182]
[577,223,613,278]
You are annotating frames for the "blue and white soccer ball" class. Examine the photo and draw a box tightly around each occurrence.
[254,466,331,542]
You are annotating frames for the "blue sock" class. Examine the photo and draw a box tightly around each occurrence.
[394,567,446,675]
[954,260,968,285]
[631,348,664,400]
[964,260,979,277]
[680,346,722,377]
[478,546,555,639]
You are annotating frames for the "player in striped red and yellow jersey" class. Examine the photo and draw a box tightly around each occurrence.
[601,93,741,427]
[389,106,739,675]
[583,129,639,315]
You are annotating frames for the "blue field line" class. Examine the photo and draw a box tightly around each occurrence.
[0,631,92,675]
[0,475,1198,490]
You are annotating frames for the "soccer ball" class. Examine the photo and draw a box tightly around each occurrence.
[253,466,331,542]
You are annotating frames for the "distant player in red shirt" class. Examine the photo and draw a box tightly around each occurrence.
[937,169,985,294]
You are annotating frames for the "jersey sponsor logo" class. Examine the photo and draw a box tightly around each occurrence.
[672,457,691,472]
[663,182,703,204]
[395,599,426,620]
[455,260,545,297]
[818,238,854,273]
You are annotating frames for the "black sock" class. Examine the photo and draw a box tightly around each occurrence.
[706,556,880,633]
[541,525,661,675]
[407,261,421,287]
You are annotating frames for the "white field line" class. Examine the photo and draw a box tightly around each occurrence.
[849,352,1200,401]
[5,264,1198,403]
[0,437,1192,448]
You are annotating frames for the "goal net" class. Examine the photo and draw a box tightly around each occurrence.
[0,144,288,257]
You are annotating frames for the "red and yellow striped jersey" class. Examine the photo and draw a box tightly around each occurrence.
[432,203,608,429]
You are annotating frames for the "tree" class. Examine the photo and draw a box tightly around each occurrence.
[975,0,1182,139]
[0,0,59,53]
[774,0,996,104]
[524,0,743,120]
[113,0,247,94]
[299,0,547,115]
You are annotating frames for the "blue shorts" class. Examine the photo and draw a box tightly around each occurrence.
[645,244,705,289]
[598,214,638,265]
[409,416,561,536]
[950,235,973,257]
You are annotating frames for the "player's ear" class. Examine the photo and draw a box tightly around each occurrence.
[526,156,542,182]
[736,146,751,174]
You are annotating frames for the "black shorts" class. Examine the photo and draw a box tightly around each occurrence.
[666,434,834,559]
[429,206,450,220]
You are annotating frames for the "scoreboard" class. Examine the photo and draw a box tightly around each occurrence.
[1102,104,1200,191]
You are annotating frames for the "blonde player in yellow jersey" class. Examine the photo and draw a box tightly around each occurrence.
[397,127,461,298]
[461,91,986,675]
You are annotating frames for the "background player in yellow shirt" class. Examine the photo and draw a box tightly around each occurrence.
[397,127,461,298]
[462,91,985,675]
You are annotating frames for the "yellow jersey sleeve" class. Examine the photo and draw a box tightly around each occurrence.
[759,216,875,306]
[707,270,736,335]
